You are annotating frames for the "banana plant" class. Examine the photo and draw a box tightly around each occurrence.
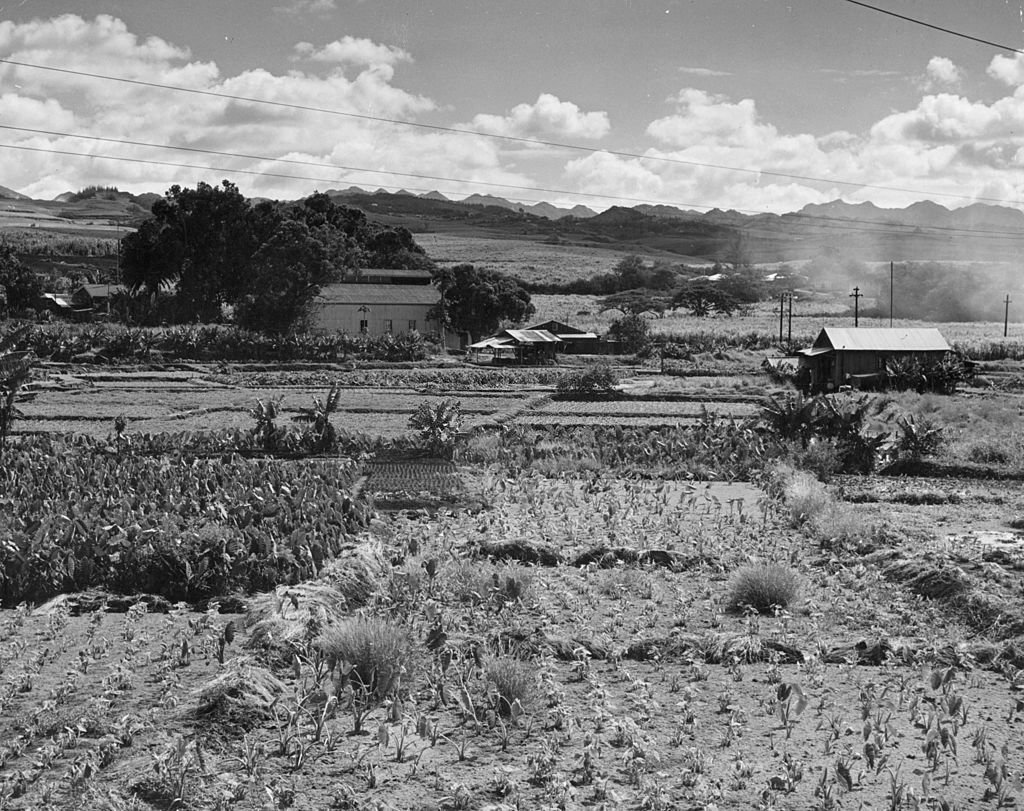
[0,325,35,454]
[293,382,341,453]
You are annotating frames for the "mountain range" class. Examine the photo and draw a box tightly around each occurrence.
[5,181,1024,264]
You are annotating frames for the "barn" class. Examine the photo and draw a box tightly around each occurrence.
[525,320,601,354]
[310,279,441,337]
[798,327,951,392]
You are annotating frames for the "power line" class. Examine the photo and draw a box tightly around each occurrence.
[10,123,1024,239]
[6,140,1024,243]
[842,0,1024,54]
[2,56,1023,209]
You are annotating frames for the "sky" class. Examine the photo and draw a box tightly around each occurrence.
[3,1,1024,213]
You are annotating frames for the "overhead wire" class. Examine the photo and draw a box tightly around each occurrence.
[842,0,1024,54]
[2,56,1023,210]
[7,123,1024,240]
[6,139,1024,243]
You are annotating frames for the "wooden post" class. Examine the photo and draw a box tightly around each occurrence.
[850,286,861,327]
[1005,294,1012,338]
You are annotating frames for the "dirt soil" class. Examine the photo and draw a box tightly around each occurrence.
[2,471,1024,810]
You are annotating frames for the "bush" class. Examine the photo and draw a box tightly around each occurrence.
[317,617,414,699]
[555,364,619,397]
[726,563,801,614]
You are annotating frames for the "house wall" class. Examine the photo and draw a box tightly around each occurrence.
[833,350,948,386]
[310,302,438,336]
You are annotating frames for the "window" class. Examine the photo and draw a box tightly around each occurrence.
[408,319,417,332]
[359,320,368,334]
[383,319,393,334]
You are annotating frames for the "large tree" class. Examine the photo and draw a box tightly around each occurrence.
[120,183,434,330]
[120,180,255,321]
[431,264,535,341]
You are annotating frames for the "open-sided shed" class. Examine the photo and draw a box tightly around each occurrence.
[798,327,950,392]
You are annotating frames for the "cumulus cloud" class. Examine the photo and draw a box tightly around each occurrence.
[466,93,610,140]
[921,56,962,90]
[293,37,411,68]
[988,52,1024,85]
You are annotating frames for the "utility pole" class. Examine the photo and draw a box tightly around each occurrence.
[889,261,894,328]
[787,293,794,348]
[850,286,861,327]
[778,293,785,346]
[1005,294,1012,338]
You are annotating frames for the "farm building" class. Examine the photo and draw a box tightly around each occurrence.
[797,327,951,392]
[310,282,441,337]
[72,284,127,312]
[526,320,601,354]
[467,329,561,365]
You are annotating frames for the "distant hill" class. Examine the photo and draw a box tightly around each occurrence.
[0,184,30,200]
[9,180,1024,264]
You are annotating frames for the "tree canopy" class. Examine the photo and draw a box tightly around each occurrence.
[0,245,42,315]
[599,289,672,317]
[120,183,433,331]
[430,264,535,341]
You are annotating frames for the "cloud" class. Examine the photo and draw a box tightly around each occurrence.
[819,68,901,78]
[678,67,732,77]
[293,37,411,68]
[922,56,962,89]
[273,0,336,16]
[465,93,610,140]
[988,52,1024,85]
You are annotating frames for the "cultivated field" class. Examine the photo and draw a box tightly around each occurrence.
[4,291,1024,808]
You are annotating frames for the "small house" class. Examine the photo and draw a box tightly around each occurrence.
[310,282,441,337]
[526,320,601,354]
[71,284,127,313]
[798,327,950,392]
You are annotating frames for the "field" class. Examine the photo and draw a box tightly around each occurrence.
[4,299,1024,809]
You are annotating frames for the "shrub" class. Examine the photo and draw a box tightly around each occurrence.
[555,364,618,397]
[967,439,1011,465]
[726,563,801,614]
[317,617,414,699]
[485,655,535,717]
[781,470,833,526]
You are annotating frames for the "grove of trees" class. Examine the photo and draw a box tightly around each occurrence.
[120,182,432,332]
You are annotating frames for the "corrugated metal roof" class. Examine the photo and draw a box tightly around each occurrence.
[501,329,562,343]
[814,327,950,352]
[468,337,514,349]
[315,283,440,306]
[526,319,587,335]
[76,284,127,299]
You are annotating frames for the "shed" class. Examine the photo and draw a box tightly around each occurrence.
[311,283,440,337]
[798,327,950,392]
[467,329,561,365]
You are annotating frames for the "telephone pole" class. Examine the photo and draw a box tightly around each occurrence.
[889,261,894,327]
[787,293,794,347]
[850,286,861,327]
[778,293,785,346]
[1005,294,1012,338]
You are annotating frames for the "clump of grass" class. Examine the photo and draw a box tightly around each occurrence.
[726,563,801,614]
[485,655,535,716]
[445,560,534,606]
[781,469,833,525]
[773,464,874,549]
[966,439,1011,465]
[195,655,287,726]
[317,616,414,699]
